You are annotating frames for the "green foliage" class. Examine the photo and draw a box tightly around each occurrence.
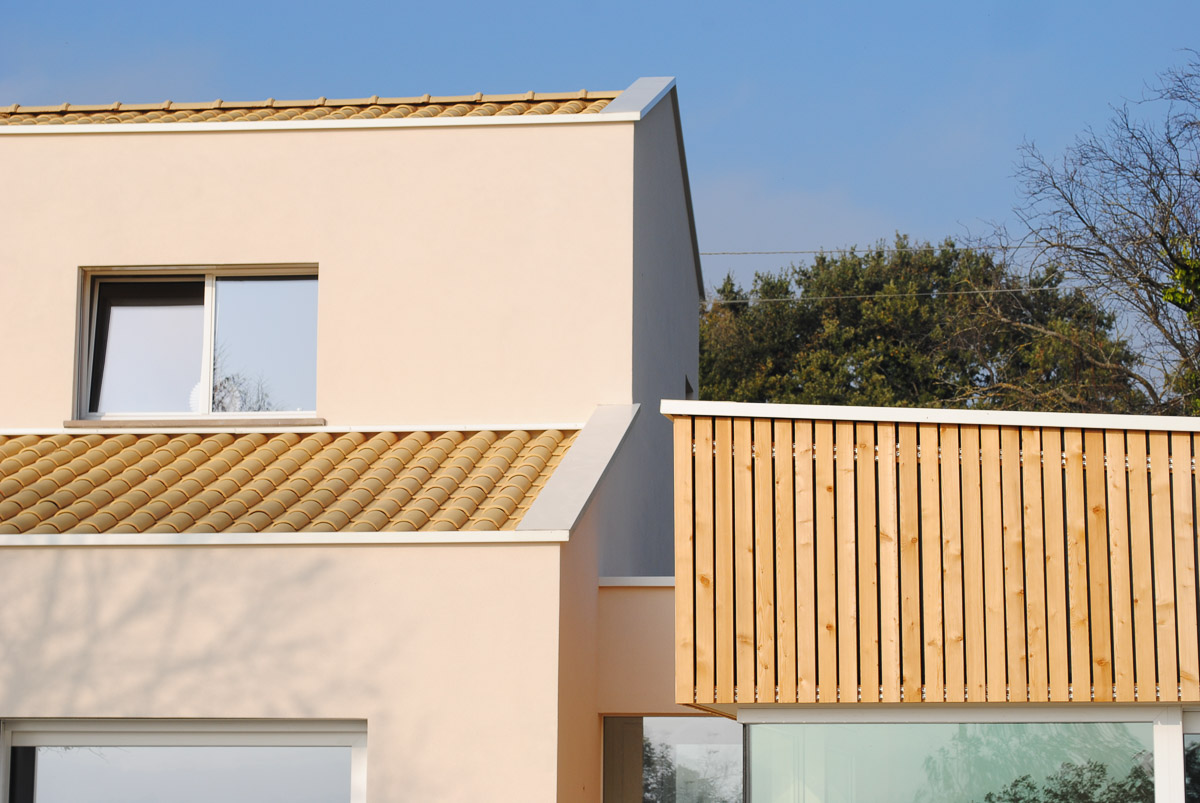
[700,236,1146,412]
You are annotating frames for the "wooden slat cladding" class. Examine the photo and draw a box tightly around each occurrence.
[674,416,1200,706]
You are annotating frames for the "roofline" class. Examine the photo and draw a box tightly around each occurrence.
[661,399,1200,433]
[0,530,570,548]
[0,78,673,137]
[0,420,586,436]
[0,112,640,136]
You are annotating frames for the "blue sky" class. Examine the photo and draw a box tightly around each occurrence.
[4,0,1198,289]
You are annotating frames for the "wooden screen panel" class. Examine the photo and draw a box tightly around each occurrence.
[794,421,817,703]
[673,415,1200,708]
[714,418,735,703]
[693,418,715,704]
[673,415,694,704]
[814,421,838,701]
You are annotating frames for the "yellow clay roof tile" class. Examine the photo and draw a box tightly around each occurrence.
[0,430,575,534]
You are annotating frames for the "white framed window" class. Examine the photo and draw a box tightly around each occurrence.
[1,719,365,803]
[80,267,317,419]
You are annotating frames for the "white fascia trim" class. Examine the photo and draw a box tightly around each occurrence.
[0,112,640,136]
[600,76,676,118]
[739,703,1179,725]
[599,576,675,587]
[0,530,569,548]
[0,421,584,436]
[516,403,639,533]
[661,399,1200,433]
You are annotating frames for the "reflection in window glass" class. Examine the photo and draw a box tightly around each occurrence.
[1186,734,1200,797]
[16,745,349,803]
[213,277,317,413]
[604,716,743,803]
[89,281,205,414]
[749,722,1153,802]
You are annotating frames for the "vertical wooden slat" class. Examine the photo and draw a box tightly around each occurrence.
[981,426,1006,702]
[693,418,715,704]
[714,418,735,703]
[1042,428,1070,702]
[898,423,922,702]
[1064,428,1091,700]
[1190,437,1200,702]
[919,423,944,700]
[753,419,776,702]
[1084,430,1113,702]
[877,424,901,703]
[794,420,817,703]
[960,425,987,702]
[733,418,756,702]
[673,416,694,704]
[1105,429,1135,702]
[1126,431,1156,700]
[940,424,965,704]
[1149,431,1178,701]
[1022,427,1049,703]
[1000,427,1027,702]
[815,421,838,701]
[836,421,858,701]
[774,420,797,703]
[857,424,880,703]
[1172,432,1199,700]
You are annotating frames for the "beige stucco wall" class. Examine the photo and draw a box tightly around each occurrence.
[0,543,562,802]
[0,121,636,428]
[597,585,691,716]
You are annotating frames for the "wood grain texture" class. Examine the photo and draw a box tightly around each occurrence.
[1021,428,1048,703]
[714,417,735,703]
[858,423,880,703]
[795,420,817,703]
[1104,430,1134,702]
[774,420,797,703]
[1172,432,1199,700]
[1084,429,1112,702]
[1125,431,1156,701]
[919,423,945,701]
[1042,428,1070,702]
[898,423,922,702]
[753,418,776,702]
[693,418,716,704]
[1149,431,1177,700]
[981,426,1006,701]
[960,425,987,703]
[673,416,694,704]
[877,424,901,703]
[1001,426,1028,701]
[1063,429,1091,699]
[733,418,756,702]
[837,421,859,701]
[815,421,838,701]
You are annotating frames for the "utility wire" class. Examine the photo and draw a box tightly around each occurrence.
[701,284,1069,306]
[700,244,1043,256]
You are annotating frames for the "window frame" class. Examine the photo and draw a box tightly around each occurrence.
[1,718,366,803]
[77,265,318,421]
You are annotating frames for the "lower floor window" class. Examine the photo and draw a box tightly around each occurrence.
[603,716,743,803]
[4,720,365,803]
[749,722,1154,802]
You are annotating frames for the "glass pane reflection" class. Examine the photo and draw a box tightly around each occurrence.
[749,722,1153,803]
[90,281,204,414]
[212,277,317,413]
[1185,734,1200,798]
[30,745,349,803]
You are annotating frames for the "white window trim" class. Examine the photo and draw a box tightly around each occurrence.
[0,718,366,803]
[740,704,1191,803]
[77,265,318,422]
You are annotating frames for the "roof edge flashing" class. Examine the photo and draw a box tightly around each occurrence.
[600,77,676,119]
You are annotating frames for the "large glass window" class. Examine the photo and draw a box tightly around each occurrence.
[749,722,1154,802]
[6,720,363,803]
[86,273,317,417]
[604,716,743,803]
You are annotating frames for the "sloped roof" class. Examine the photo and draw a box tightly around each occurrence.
[0,429,574,534]
[0,90,618,126]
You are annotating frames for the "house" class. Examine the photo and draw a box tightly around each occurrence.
[663,399,1200,801]
[0,77,705,802]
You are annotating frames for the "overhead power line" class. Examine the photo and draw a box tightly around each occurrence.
[701,284,1069,306]
[700,244,1042,257]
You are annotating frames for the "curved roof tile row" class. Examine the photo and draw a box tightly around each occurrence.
[0,90,618,126]
[0,429,575,534]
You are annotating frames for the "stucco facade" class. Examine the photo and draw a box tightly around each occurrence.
[0,78,700,802]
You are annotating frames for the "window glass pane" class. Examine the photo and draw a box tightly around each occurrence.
[213,277,317,413]
[29,745,349,803]
[1186,734,1200,796]
[604,716,743,803]
[749,722,1153,802]
[90,281,205,414]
